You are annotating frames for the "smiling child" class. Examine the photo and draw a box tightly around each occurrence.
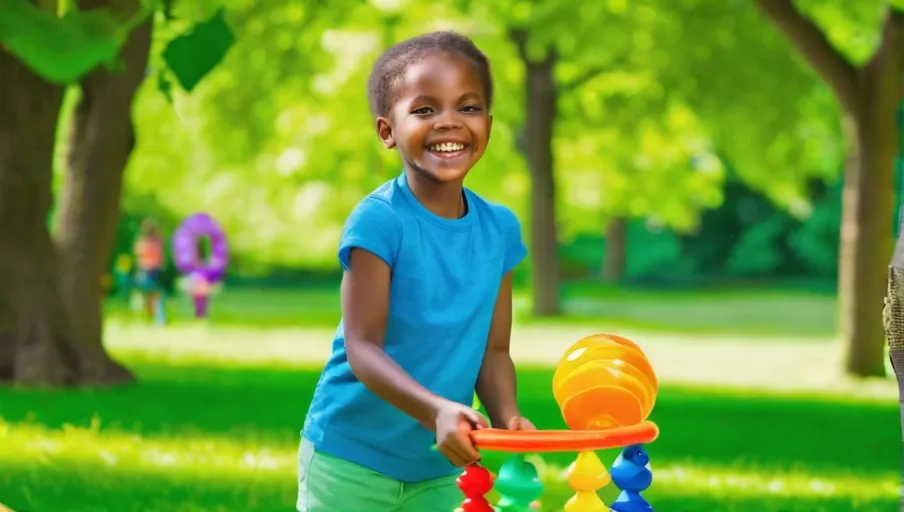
[298,31,533,512]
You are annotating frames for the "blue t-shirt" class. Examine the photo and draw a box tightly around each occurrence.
[302,172,527,482]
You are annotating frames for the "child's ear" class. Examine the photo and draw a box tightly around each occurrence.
[376,117,395,149]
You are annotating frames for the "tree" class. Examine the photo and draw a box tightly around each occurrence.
[0,0,232,385]
[53,0,154,385]
[556,82,725,282]
[446,1,663,315]
[0,39,75,384]
[756,0,902,376]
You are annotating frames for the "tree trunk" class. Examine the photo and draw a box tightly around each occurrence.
[840,118,896,376]
[512,30,561,316]
[756,1,902,377]
[839,49,899,377]
[52,16,153,385]
[602,217,628,282]
[0,48,79,385]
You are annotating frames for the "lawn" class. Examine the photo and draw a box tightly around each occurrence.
[105,282,838,337]
[1,286,900,511]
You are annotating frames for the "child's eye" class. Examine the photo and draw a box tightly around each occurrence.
[411,107,433,115]
[461,105,481,112]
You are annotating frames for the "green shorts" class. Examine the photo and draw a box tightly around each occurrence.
[296,439,462,512]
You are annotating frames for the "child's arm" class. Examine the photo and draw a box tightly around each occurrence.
[342,247,449,428]
[475,272,522,428]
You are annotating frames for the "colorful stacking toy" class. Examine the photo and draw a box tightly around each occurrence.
[457,333,659,512]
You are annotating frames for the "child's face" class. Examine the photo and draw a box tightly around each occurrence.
[377,52,491,184]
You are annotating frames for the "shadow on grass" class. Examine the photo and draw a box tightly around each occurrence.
[0,360,899,511]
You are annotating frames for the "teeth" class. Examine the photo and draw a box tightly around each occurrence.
[429,142,465,152]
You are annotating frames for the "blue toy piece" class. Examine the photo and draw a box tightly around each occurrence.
[609,444,653,512]
[494,454,543,511]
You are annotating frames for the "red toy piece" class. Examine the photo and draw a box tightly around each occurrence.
[456,464,495,512]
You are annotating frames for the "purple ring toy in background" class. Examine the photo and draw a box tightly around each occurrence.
[172,213,229,282]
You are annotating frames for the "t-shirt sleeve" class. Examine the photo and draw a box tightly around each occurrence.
[337,198,401,271]
[499,206,528,275]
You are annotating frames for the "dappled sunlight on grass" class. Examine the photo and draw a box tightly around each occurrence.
[2,420,295,476]
[1,349,900,511]
[2,305,900,512]
[1,419,896,511]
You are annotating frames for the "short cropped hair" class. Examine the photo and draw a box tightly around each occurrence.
[366,31,493,118]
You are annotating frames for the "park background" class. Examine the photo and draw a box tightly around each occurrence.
[2,0,904,510]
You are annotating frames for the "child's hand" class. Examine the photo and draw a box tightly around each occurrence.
[506,416,536,431]
[434,400,489,467]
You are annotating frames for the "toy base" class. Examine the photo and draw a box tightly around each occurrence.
[609,491,652,512]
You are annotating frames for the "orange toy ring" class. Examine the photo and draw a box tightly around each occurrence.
[470,422,659,453]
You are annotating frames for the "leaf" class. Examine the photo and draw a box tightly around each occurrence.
[162,8,235,93]
[0,0,132,84]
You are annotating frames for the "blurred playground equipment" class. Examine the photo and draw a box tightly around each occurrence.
[172,213,229,319]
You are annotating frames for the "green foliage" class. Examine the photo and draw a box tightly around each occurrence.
[0,0,235,97]
[0,0,144,83]
[161,8,234,93]
[644,2,843,208]
[127,1,530,268]
[118,0,897,280]
[725,212,788,276]
[558,97,725,237]
[788,182,842,275]
[794,0,888,64]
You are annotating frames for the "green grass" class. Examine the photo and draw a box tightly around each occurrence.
[107,283,837,337]
[0,319,900,512]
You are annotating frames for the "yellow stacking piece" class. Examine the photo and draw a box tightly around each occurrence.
[563,451,609,512]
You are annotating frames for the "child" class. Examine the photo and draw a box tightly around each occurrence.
[299,31,534,512]
[133,218,165,320]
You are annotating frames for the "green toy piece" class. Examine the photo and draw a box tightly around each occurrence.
[494,454,543,511]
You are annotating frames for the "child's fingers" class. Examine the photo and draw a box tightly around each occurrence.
[439,445,470,467]
[507,416,537,431]
[441,433,480,467]
[456,432,481,464]
[461,408,489,429]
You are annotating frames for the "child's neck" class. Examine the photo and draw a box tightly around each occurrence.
[405,169,466,220]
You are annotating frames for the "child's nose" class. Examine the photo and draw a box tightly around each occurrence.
[433,112,463,130]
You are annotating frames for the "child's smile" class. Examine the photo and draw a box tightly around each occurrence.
[425,138,469,162]
[378,51,492,185]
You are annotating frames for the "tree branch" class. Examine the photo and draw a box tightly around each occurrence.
[508,28,529,61]
[876,7,904,103]
[560,66,605,93]
[755,0,861,116]
[864,7,902,104]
